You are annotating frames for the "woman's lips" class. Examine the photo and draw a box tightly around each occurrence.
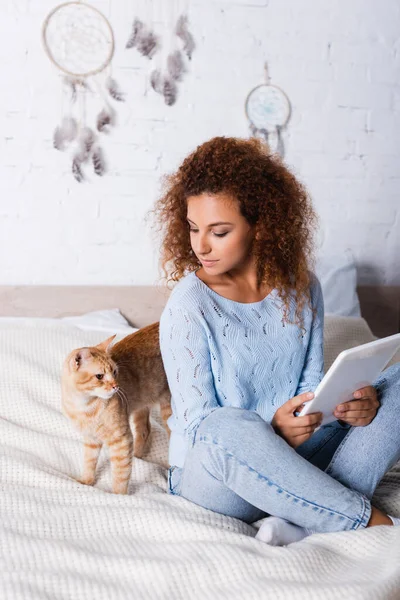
[201,259,219,267]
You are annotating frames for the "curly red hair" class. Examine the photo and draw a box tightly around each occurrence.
[153,136,318,325]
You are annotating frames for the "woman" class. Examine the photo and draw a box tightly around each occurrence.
[154,136,400,546]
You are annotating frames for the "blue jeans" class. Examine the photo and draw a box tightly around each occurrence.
[167,363,400,533]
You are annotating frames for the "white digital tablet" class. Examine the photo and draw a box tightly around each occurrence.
[298,333,400,426]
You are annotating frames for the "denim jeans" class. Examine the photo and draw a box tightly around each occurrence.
[167,363,400,533]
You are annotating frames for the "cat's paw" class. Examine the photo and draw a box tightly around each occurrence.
[77,476,95,487]
[112,484,129,495]
[133,446,144,459]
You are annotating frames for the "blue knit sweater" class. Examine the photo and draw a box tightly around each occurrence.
[159,271,324,468]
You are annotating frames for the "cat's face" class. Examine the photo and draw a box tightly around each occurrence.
[66,335,119,401]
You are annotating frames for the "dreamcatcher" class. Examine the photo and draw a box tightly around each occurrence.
[125,0,195,106]
[42,1,125,182]
[245,63,291,157]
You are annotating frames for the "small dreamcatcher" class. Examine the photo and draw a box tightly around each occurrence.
[42,1,125,182]
[245,63,291,157]
[125,1,195,106]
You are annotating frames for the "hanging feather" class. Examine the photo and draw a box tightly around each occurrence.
[175,15,195,60]
[163,77,178,106]
[75,127,96,162]
[53,126,66,151]
[53,116,78,151]
[137,31,159,59]
[72,155,84,182]
[96,107,114,132]
[167,50,186,81]
[276,125,285,158]
[106,76,125,102]
[92,146,106,176]
[62,116,78,141]
[80,127,96,154]
[150,69,163,94]
[126,18,144,49]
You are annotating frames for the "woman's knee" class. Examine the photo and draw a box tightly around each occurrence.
[195,406,274,448]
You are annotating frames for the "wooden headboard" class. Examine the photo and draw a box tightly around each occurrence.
[0,285,399,338]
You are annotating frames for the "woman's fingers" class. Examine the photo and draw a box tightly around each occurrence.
[292,424,318,435]
[286,391,314,412]
[336,408,375,419]
[334,397,379,422]
[353,385,375,399]
[335,398,378,413]
[291,412,322,429]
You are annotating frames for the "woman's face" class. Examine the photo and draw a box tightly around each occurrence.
[186,192,255,277]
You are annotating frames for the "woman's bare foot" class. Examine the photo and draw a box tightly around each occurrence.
[367,506,392,527]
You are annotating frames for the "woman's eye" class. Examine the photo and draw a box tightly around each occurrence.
[96,374,104,380]
[214,232,228,237]
[189,228,198,233]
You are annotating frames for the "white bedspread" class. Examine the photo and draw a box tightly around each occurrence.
[0,317,399,600]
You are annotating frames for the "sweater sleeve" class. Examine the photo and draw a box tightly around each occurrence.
[159,302,220,448]
[295,276,325,396]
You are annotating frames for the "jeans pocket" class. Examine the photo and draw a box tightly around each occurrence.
[167,466,183,496]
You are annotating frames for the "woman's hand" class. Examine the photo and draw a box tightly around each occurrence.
[333,385,379,426]
[271,392,323,448]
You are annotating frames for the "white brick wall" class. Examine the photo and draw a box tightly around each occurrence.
[1,0,399,285]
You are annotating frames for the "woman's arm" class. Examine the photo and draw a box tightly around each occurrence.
[160,304,220,448]
[295,276,324,396]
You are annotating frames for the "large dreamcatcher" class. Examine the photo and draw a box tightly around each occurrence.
[42,1,125,182]
[245,63,291,157]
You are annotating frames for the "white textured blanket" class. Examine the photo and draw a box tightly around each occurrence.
[0,317,399,600]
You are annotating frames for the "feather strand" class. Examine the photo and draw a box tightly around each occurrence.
[175,15,195,60]
[92,146,106,176]
[96,107,115,132]
[163,77,178,106]
[167,50,186,81]
[72,156,84,182]
[137,31,159,59]
[126,18,144,49]
[106,76,125,102]
[150,69,163,94]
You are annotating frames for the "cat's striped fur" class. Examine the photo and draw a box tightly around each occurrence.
[62,323,171,494]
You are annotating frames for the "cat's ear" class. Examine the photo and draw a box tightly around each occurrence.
[71,347,92,371]
[96,335,116,354]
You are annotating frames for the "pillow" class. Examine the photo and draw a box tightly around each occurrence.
[62,309,137,334]
[316,250,361,318]
[324,314,375,372]
[0,309,138,336]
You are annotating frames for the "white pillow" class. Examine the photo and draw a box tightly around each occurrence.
[0,309,138,336]
[62,309,137,334]
[316,250,361,318]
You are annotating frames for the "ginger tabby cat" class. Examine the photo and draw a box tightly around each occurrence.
[62,322,171,494]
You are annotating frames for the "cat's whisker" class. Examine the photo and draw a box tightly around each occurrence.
[116,388,129,412]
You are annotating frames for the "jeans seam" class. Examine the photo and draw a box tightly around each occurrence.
[325,426,356,475]
[357,494,371,529]
[167,466,180,496]
[199,434,368,529]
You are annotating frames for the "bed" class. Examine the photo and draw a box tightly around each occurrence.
[0,283,399,600]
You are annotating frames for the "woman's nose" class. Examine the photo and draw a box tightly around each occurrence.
[196,233,211,255]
